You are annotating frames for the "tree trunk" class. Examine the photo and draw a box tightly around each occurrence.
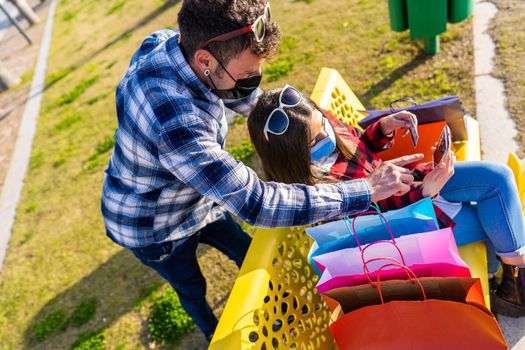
[7,0,40,26]
[0,62,20,92]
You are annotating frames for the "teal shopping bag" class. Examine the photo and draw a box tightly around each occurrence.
[306,198,439,275]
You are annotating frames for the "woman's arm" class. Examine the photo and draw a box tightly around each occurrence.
[360,111,418,152]
[359,120,396,153]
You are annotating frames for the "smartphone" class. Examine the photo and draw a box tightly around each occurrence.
[433,125,451,167]
[408,117,419,147]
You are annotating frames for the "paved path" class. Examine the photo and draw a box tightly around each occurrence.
[0,0,56,268]
[474,0,518,163]
[474,1,524,348]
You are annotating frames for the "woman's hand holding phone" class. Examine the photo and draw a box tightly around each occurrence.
[422,149,455,198]
[379,110,418,138]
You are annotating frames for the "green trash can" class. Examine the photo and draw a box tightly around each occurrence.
[388,0,408,32]
[406,0,447,39]
[449,0,474,23]
[387,0,473,55]
[407,0,447,54]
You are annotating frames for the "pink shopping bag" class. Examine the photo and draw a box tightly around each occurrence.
[313,211,471,294]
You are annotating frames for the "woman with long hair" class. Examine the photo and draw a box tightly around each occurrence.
[248,85,525,317]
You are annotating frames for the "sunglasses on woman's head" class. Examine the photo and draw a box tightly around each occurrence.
[201,3,271,49]
[263,85,302,141]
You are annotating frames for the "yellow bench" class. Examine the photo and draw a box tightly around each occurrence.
[210,67,489,350]
[507,152,525,211]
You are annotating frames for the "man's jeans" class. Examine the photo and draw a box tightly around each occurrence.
[130,212,252,339]
[441,161,525,273]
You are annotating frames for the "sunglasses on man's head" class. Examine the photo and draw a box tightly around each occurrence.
[263,85,302,141]
[201,3,271,49]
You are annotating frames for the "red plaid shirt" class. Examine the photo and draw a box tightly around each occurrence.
[324,113,454,228]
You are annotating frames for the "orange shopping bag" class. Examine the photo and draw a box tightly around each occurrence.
[329,264,507,350]
[378,121,447,165]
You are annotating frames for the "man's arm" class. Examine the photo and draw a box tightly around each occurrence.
[377,184,424,211]
[158,114,371,227]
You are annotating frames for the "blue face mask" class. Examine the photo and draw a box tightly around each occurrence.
[311,118,337,161]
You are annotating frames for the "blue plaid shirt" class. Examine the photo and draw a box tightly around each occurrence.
[101,29,371,249]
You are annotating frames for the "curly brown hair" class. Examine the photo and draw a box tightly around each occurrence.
[177,0,281,65]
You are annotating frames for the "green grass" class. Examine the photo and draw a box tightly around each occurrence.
[107,0,127,15]
[70,331,105,350]
[45,66,75,88]
[29,151,45,170]
[54,111,83,132]
[46,75,100,111]
[263,36,299,82]
[32,310,67,342]
[229,140,256,163]
[148,290,195,344]
[0,0,475,349]
[62,11,76,22]
[30,298,98,343]
[84,135,115,172]
[264,58,295,82]
[69,298,97,327]
[18,69,35,86]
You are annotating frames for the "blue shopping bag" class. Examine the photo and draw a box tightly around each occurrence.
[306,198,439,275]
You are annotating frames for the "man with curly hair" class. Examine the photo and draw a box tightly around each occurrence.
[101,0,420,340]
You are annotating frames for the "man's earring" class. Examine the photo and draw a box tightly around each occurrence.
[204,68,210,77]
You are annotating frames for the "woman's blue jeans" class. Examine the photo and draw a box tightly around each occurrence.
[440,161,525,273]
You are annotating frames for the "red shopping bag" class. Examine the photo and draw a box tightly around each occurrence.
[329,264,507,350]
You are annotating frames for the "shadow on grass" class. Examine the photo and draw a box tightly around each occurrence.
[68,0,181,75]
[22,241,231,350]
[0,0,181,123]
[23,249,159,349]
[362,52,431,104]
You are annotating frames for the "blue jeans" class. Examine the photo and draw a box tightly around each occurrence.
[440,161,525,273]
[130,212,251,338]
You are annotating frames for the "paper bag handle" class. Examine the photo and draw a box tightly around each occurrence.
[361,240,407,277]
[389,97,417,113]
[345,211,396,251]
[375,263,427,304]
[362,257,405,286]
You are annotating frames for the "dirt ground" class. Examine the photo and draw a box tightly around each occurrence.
[0,0,50,190]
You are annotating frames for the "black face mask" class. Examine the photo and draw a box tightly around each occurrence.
[206,56,262,100]
[209,74,262,100]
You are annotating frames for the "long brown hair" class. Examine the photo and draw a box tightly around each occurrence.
[248,88,359,185]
